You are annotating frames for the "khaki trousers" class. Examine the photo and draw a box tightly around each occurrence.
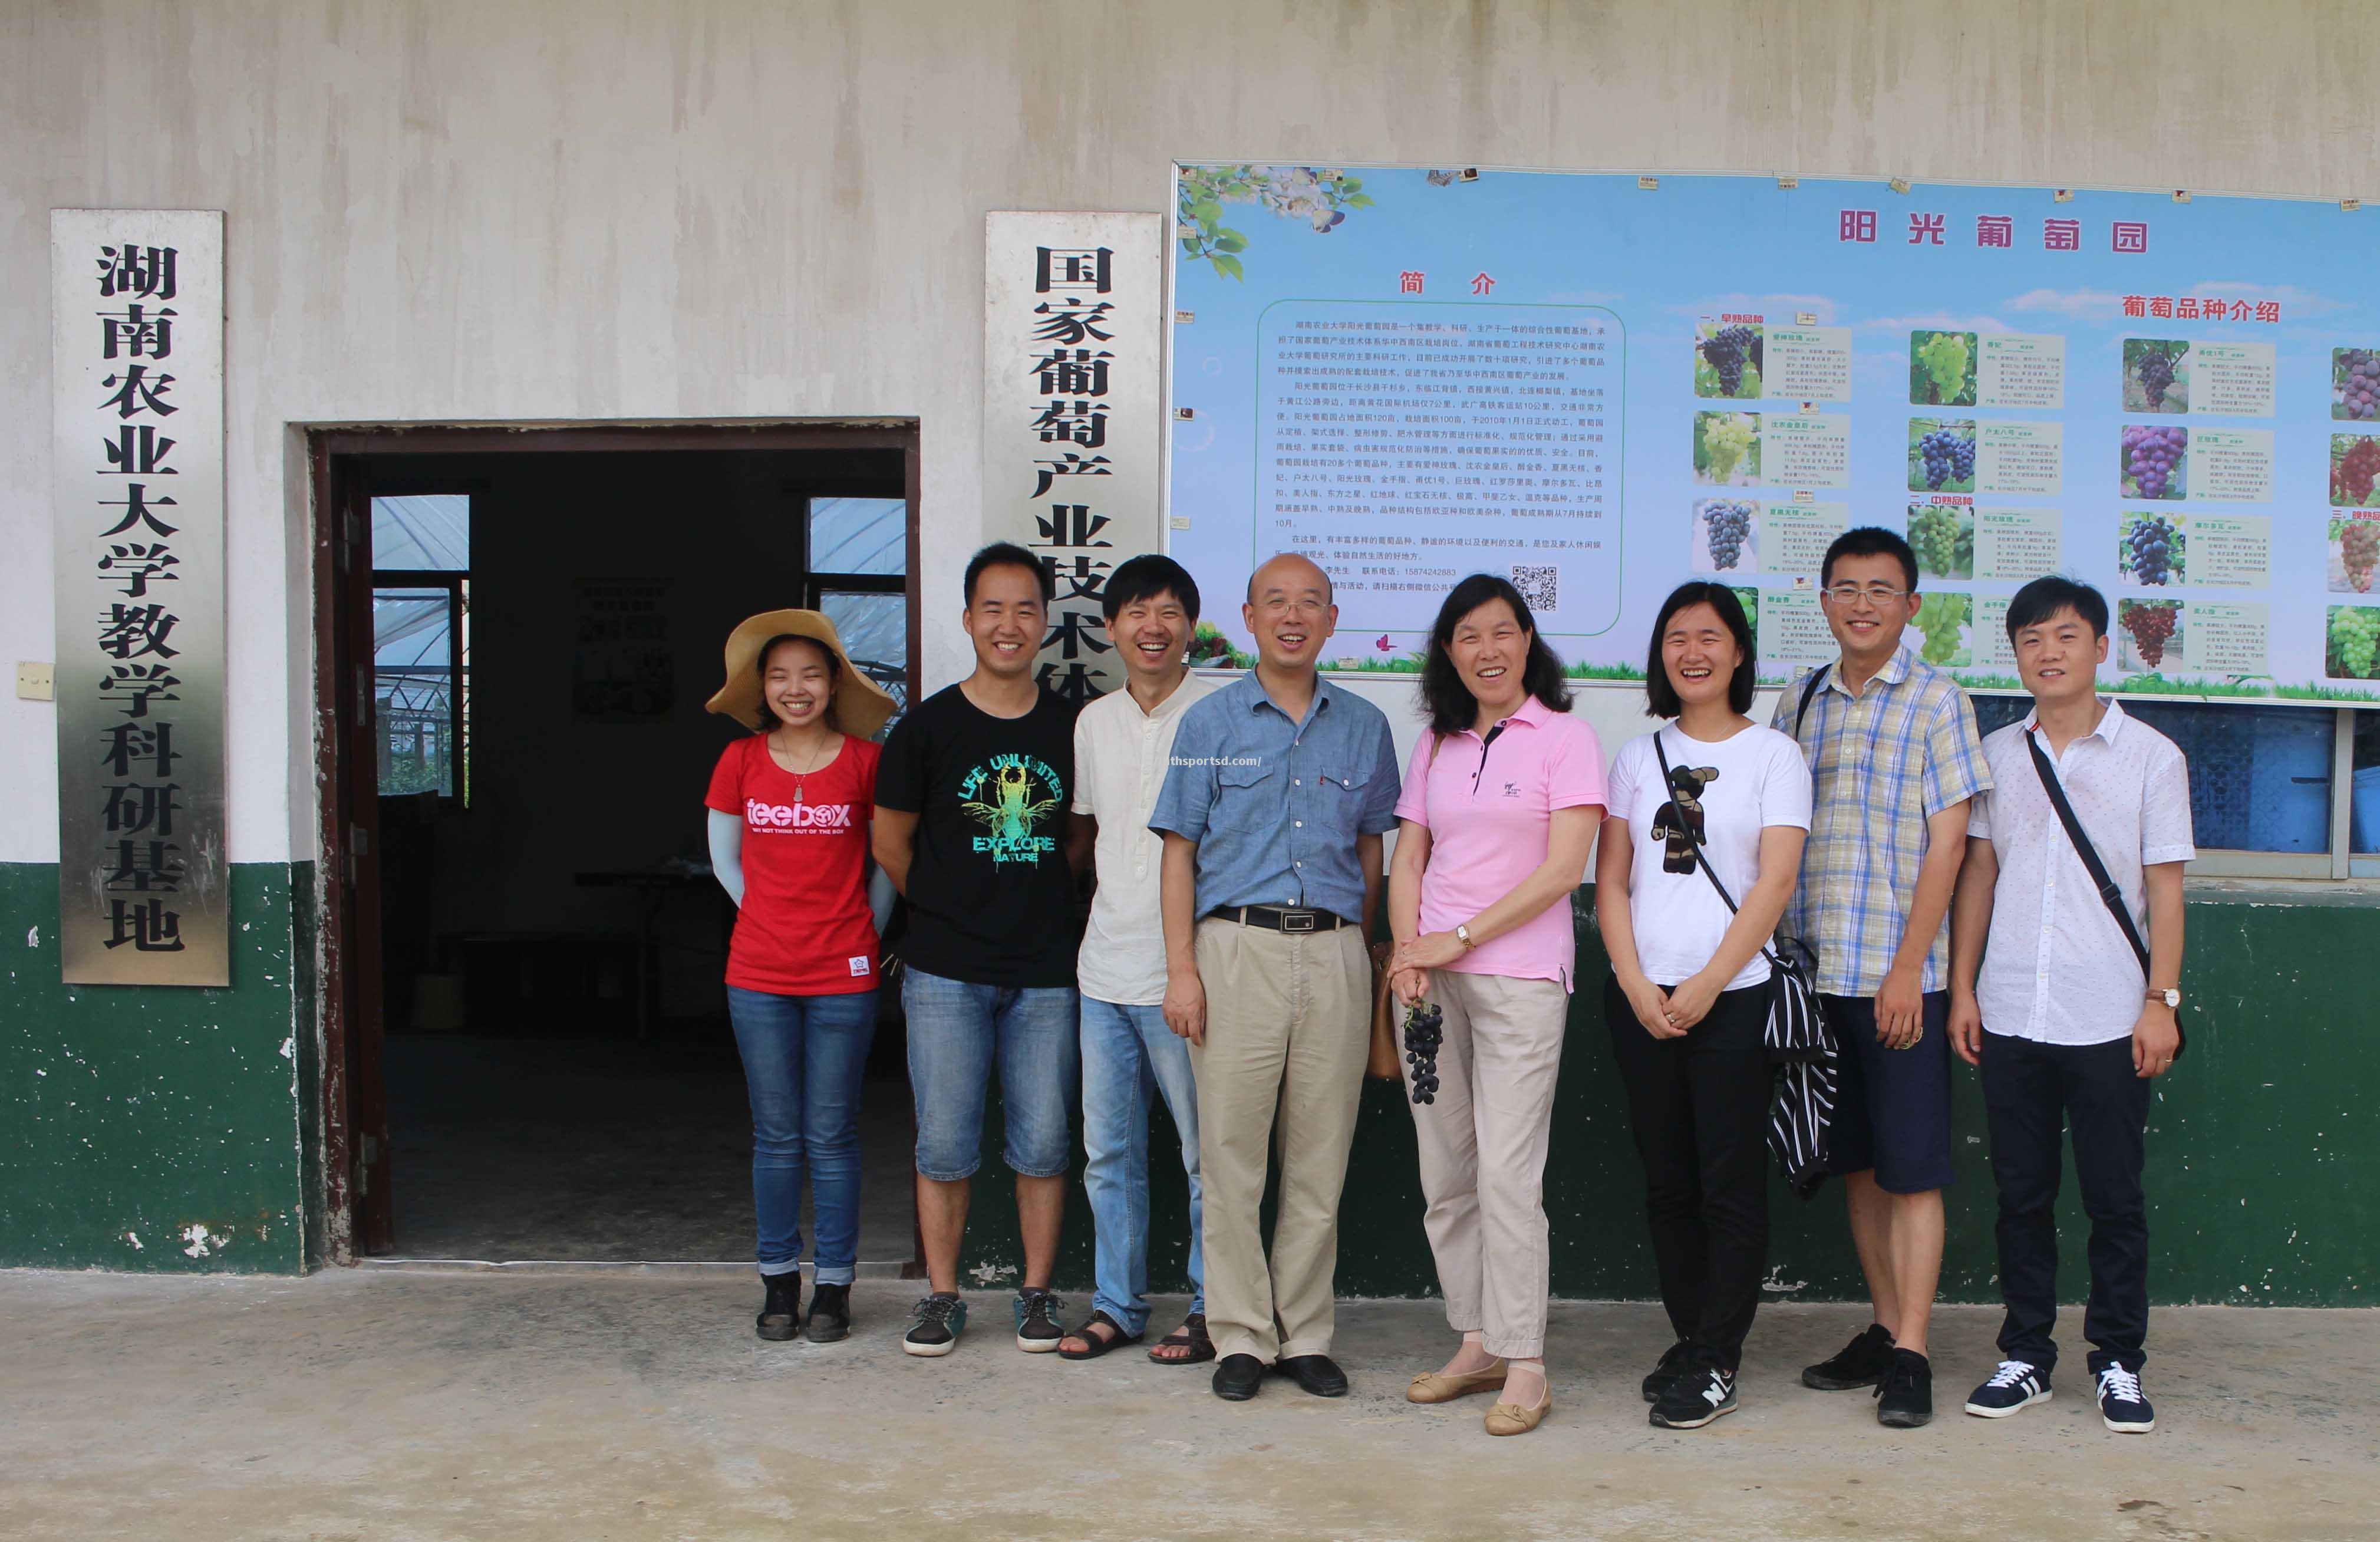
[1189,917,1371,1363]
[1404,970,1570,1359]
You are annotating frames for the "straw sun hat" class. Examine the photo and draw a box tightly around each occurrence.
[705,609,899,739]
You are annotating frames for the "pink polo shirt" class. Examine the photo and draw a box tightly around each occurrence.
[1395,696,1607,988]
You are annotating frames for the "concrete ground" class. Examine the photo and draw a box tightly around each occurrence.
[4,1272,2374,1542]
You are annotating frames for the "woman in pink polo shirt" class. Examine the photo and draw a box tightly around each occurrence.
[1388,573,1606,1436]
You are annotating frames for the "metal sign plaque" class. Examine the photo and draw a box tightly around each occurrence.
[52,209,228,986]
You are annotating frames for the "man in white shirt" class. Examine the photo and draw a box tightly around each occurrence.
[1055,555,1223,1366]
[1949,578,2193,1436]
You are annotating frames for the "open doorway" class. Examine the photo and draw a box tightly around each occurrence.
[312,424,922,1270]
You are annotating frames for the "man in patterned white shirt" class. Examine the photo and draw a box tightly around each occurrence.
[1949,577,2191,1437]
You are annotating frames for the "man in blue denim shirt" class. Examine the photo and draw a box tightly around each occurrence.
[1151,552,1402,1402]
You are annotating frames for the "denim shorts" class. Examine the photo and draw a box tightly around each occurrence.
[902,966,1079,1181]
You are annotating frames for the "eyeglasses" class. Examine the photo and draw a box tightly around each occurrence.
[1822,584,1911,606]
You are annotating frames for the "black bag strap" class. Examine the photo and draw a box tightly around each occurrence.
[1794,664,1830,739]
[2023,729,2150,974]
[1652,730,1784,971]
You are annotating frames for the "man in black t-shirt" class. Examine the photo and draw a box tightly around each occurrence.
[874,543,1087,1359]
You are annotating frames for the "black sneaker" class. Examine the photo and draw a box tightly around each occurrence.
[1649,1363,1738,1429]
[1874,1347,1934,1428]
[1802,1322,1896,1391]
[1641,1340,1693,1404]
[902,1292,967,1357]
[1014,1288,1066,1353]
[1963,1359,2051,1418]
[755,1271,801,1342]
[2095,1365,2155,1433]
[805,1282,852,1344]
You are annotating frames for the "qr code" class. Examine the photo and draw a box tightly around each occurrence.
[1510,565,1558,611]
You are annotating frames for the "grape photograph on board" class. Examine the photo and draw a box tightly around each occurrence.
[1695,321,1763,400]
[2119,599,2183,673]
[2330,433,2380,507]
[2121,424,2188,500]
[2329,515,2379,594]
[1914,591,1972,667]
[1908,330,1977,407]
[2120,512,2187,587]
[1907,502,1974,579]
[2333,348,2380,422]
[1693,411,1761,486]
[1694,498,1758,572]
[2328,605,2380,679]
[1908,418,1976,493]
[2123,338,2190,413]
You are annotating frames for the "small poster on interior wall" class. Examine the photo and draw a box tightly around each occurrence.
[573,579,674,719]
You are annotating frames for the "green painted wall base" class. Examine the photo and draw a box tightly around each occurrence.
[1,862,310,1272]
[957,890,2376,1309]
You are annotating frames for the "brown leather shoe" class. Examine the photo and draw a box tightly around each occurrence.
[1406,1359,1509,1403]
[1485,1391,1552,1435]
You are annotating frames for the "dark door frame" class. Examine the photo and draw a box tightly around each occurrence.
[309,420,922,1264]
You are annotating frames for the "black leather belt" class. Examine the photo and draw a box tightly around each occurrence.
[1207,904,1347,934]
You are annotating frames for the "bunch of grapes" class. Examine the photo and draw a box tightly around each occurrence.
[1700,325,1761,397]
[2123,425,2187,499]
[1917,425,1974,489]
[2339,350,2380,421]
[1909,506,1967,577]
[2333,435,2380,505]
[1914,593,1969,666]
[2332,607,2380,677]
[2122,603,2178,668]
[1702,413,1756,483]
[1917,331,1972,404]
[2342,522,2380,592]
[2137,348,2177,408]
[2123,515,2183,586]
[1701,501,1753,570]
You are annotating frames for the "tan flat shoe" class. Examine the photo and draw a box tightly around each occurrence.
[1406,1359,1509,1404]
[1485,1392,1552,1435]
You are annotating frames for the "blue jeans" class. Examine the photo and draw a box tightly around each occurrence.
[902,967,1079,1181]
[1080,998,1204,1335]
[726,985,878,1285]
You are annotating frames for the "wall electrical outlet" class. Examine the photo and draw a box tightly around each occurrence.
[17,662,55,701]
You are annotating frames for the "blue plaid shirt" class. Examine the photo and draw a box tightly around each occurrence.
[1772,646,1990,996]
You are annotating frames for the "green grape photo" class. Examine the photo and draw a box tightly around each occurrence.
[2119,512,2187,588]
[2328,516,2379,594]
[1913,591,1971,667]
[1908,330,1977,407]
[2329,433,2380,507]
[2118,599,2183,673]
[1695,321,1763,400]
[1731,586,1760,638]
[1907,419,1976,494]
[1693,411,1761,486]
[2328,605,2380,679]
[2122,338,2190,414]
[1906,502,1974,579]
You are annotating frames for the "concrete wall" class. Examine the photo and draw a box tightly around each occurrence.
[6,1,2380,1274]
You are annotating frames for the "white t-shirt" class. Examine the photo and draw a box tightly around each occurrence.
[1606,721,1814,991]
[1070,672,1225,1004]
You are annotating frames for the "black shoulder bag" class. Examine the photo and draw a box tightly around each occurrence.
[1650,732,1827,1057]
[2024,730,2188,1060]
[1793,664,1830,739]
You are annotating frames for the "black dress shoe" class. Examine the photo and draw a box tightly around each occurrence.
[1212,1353,1267,1401]
[1277,1353,1349,1398]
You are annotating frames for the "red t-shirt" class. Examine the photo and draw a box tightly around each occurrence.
[704,733,881,996]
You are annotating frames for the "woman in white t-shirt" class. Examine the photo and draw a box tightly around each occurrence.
[1596,582,1811,1431]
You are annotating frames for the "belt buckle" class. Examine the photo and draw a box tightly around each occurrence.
[1279,909,1317,934]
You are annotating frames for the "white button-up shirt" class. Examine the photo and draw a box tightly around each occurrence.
[1073,671,1224,1004]
[1969,700,2196,1046]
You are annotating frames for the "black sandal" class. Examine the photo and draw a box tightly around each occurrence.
[1057,1309,1143,1361]
[1148,1312,1217,1365]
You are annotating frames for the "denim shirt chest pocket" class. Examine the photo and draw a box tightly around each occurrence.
[1211,757,1278,833]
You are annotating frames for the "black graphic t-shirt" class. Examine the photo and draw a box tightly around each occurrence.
[876,682,1080,988]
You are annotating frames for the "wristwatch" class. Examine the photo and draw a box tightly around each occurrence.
[2147,987,2181,1009]
[1456,924,1477,950]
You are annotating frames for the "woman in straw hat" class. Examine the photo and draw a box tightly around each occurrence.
[703,609,900,1345]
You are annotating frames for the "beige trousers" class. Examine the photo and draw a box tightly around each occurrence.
[1189,917,1371,1363]
[1403,969,1570,1359]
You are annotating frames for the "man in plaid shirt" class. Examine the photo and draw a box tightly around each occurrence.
[1772,528,1989,1430]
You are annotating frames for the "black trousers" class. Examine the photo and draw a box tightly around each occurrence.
[1604,973,1772,1371]
[1979,1029,2153,1376]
